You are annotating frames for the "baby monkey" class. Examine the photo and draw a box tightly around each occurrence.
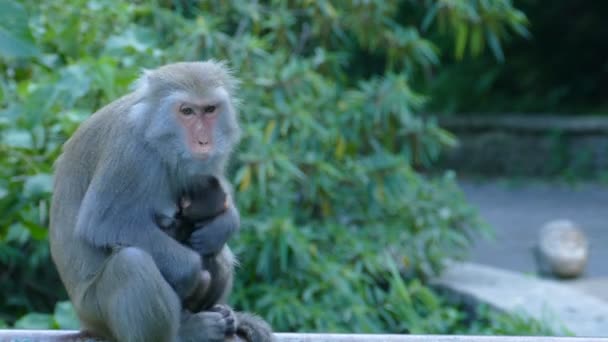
[156,176,230,313]
[167,176,228,244]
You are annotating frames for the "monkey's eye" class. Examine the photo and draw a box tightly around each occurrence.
[203,105,216,114]
[180,107,195,116]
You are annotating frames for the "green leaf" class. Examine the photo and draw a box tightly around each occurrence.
[55,63,94,105]
[0,0,40,58]
[421,3,440,31]
[14,313,54,329]
[469,26,484,57]
[24,173,53,198]
[54,301,80,329]
[0,29,39,58]
[486,31,504,62]
[454,23,468,60]
[105,25,157,54]
[6,223,30,244]
[23,222,48,241]
[2,129,33,148]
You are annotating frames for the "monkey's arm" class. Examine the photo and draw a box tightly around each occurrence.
[75,166,203,300]
[188,198,240,256]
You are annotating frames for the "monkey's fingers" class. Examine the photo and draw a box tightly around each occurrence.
[181,197,192,209]
[211,304,237,337]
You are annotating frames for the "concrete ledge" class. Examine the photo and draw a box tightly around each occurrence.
[439,115,608,134]
[432,262,608,337]
[436,114,608,177]
[0,331,606,342]
[569,277,608,302]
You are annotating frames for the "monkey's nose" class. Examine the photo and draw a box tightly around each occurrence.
[198,140,209,145]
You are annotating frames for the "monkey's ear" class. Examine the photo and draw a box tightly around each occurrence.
[131,69,154,93]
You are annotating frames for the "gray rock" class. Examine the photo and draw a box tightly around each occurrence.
[536,220,588,279]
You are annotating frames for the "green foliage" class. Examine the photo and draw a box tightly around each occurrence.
[0,0,39,58]
[0,0,537,335]
[462,305,570,336]
[13,301,79,330]
[420,0,529,62]
[424,1,608,114]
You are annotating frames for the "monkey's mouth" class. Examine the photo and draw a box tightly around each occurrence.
[191,141,213,158]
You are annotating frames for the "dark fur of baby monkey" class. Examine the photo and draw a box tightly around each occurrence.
[158,176,228,245]
[155,175,230,315]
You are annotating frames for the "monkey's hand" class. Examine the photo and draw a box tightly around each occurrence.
[154,213,182,239]
[188,204,240,256]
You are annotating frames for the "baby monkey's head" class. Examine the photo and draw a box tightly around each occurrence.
[180,176,227,222]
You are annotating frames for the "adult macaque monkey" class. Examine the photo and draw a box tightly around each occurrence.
[49,61,274,342]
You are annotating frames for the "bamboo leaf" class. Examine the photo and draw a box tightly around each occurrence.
[455,23,468,60]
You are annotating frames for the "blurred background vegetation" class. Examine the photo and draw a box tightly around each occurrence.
[423,1,608,114]
[1,0,596,335]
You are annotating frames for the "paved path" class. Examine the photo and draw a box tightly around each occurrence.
[460,180,608,277]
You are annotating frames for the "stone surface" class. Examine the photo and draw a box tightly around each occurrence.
[536,219,588,278]
[438,115,608,177]
[432,262,608,337]
[439,115,608,133]
[569,277,608,302]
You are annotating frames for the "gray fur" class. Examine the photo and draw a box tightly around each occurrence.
[236,313,277,342]
[50,61,272,342]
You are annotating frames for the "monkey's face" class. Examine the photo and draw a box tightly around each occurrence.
[180,177,228,222]
[171,86,238,161]
[132,62,241,166]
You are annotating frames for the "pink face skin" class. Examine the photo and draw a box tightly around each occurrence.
[175,101,219,159]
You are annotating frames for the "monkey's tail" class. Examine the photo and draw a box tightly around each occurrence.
[235,312,276,342]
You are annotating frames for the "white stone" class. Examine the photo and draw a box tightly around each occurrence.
[536,219,589,279]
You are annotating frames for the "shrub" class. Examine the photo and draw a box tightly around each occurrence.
[0,0,532,334]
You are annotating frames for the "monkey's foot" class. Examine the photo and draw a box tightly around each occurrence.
[235,312,276,342]
[179,307,234,342]
[210,304,237,337]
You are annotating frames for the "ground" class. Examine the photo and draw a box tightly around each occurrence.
[461,179,608,277]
